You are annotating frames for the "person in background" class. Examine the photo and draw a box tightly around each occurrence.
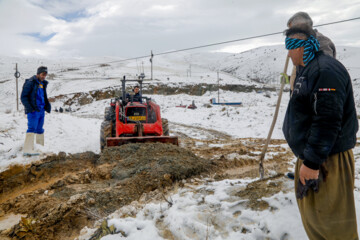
[126,85,142,103]
[287,12,336,92]
[21,66,51,156]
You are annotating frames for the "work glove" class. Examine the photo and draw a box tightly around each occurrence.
[296,179,319,200]
[295,163,328,200]
[280,73,290,84]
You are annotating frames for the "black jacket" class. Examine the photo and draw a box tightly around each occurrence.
[283,52,358,170]
[126,92,142,103]
[21,75,51,114]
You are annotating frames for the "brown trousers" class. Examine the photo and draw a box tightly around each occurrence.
[295,149,359,240]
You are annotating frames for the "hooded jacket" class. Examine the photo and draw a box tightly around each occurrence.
[21,75,51,114]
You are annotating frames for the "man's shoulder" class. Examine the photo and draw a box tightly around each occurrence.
[304,53,339,78]
[315,54,350,83]
[24,76,37,86]
[317,53,344,71]
[25,75,38,83]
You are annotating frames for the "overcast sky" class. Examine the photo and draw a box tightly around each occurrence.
[0,0,359,58]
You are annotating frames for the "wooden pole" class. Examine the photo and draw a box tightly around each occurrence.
[217,71,220,103]
[15,63,19,111]
[259,55,290,179]
[150,50,153,80]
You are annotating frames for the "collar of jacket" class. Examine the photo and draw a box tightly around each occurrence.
[297,51,325,79]
[30,75,48,87]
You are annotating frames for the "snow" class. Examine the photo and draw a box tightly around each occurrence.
[156,90,289,139]
[103,218,162,240]
[0,110,101,171]
[0,214,26,231]
[100,178,308,240]
[0,88,291,171]
[1,45,360,239]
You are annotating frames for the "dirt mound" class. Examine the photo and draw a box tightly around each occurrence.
[0,143,212,240]
[100,143,210,182]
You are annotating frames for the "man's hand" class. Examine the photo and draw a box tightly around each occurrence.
[296,164,321,199]
[299,164,319,185]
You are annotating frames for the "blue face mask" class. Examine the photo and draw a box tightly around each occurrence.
[285,35,320,66]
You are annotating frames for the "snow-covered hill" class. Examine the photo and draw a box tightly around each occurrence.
[186,45,360,85]
[0,46,359,240]
[2,45,360,112]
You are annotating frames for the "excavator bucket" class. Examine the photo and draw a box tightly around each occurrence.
[106,136,179,147]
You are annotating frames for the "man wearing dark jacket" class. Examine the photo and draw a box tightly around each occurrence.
[126,85,142,103]
[283,27,358,239]
[21,66,51,156]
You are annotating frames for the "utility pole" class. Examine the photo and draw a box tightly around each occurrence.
[217,70,220,103]
[189,64,191,77]
[150,50,154,80]
[14,63,21,111]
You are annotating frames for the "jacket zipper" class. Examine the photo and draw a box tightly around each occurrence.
[313,93,318,115]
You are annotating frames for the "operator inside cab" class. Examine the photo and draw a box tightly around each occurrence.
[126,85,142,103]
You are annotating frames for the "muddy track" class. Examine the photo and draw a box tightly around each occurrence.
[0,125,294,240]
[0,144,214,240]
[170,122,293,180]
[170,122,232,141]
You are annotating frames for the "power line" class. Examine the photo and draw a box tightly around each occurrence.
[63,16,360,69]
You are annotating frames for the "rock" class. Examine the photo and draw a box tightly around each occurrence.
[88,198,96,205]
[51,180,65,189]
[58,152,66,159]
[163,174,171,181]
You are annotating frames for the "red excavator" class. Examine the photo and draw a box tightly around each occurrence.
[100,76,178,151]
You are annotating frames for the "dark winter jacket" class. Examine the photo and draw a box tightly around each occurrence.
[283,51,358,170]
[126,92,142,103]
[21,75,51,114]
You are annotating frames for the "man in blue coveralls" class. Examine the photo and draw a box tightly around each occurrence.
[21,66,51,156]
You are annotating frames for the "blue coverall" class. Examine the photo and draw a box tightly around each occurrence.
[27,79,45,134]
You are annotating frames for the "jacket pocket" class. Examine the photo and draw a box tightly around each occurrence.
[315,91,340,114]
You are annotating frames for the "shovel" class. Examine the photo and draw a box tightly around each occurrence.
[259,55,290,179]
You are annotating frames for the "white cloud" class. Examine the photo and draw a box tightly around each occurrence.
[87,1,121,18]
[142,4,177,16]
[0,0,359,58]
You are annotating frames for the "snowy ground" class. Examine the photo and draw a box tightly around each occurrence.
[76,145,360,240]
[1,46,360,239]
[96,179,306,240]
[88,147,360,240]
[1,91,357,240]
[0,89,289,171]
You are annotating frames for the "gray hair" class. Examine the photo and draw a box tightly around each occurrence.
[287,12,313,27]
